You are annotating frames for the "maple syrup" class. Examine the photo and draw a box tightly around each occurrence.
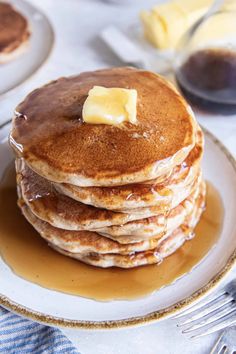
[0,163,224,301]
[176,48,236,114]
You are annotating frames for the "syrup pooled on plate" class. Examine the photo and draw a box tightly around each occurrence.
[0,163,224,301]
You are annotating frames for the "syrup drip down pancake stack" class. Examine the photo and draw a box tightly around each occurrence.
[9,67,206,268]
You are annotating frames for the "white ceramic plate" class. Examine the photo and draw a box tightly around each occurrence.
[0,0,54,95]
[1,124,236,330]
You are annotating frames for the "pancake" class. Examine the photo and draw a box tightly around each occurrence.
[18,181,205,257]
[10,67,197,187]
[50,184,206,268]
[54,127,204,211]
[16,159,169,231]
[19,202,167,255]
[96,174,202,243]
[0,2,29,63]
[9,66,206,269]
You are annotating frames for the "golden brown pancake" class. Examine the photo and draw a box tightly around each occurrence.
[0,2,29,62]
[50,183,206,268]
[16,154,203,241]
[19,202,167,255]
[96,172,202,243]
[10,67,197,186]
[16,159,168,231]
[18,181,205,258]
[9,67,206,269]
[54,127,204,211]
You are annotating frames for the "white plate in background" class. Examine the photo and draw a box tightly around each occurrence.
[0,0,54,95]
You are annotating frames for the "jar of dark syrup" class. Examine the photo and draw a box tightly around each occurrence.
[175,0,236,115]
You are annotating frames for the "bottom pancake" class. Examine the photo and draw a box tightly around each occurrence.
[47,182,206,268]
[0,40,29,64]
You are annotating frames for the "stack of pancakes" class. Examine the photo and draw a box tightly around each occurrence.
[10,67,206,268]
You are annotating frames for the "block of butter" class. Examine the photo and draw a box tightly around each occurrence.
[82,86,137,125]
[140,0,212,49]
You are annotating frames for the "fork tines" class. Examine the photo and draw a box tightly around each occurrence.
[210,326,236,354]
[175,291,236,338]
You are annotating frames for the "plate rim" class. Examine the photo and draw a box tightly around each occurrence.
[0,0,55,96]
[0,126,236,330]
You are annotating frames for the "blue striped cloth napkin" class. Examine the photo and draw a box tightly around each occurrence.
[0,307,80,353]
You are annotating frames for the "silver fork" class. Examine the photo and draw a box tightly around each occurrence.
[210,326,236,354]
[175,279,236,339]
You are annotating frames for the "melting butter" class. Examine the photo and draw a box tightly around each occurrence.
[82,86,137,125]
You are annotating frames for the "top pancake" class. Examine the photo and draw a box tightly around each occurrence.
[54,127,203,211]
[10,67,196,186]
[0,2,29,54]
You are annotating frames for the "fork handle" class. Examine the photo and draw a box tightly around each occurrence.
[226,279,236,300]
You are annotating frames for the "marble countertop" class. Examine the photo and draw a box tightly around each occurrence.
[1,0,236,353]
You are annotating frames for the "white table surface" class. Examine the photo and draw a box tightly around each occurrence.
[1,0,236,353]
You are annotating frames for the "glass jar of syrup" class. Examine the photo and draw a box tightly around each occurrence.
[175,0,236,115]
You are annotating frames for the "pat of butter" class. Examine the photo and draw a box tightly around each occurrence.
[82,86,137,125]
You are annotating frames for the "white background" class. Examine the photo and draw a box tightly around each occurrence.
[1,0,236,353]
